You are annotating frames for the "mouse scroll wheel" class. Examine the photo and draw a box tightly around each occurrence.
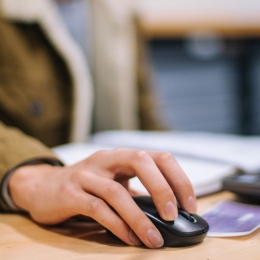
[178,210,197,223]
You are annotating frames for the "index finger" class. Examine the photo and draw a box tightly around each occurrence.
[147,151,197,214]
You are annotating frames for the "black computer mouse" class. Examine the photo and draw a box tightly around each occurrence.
[133,196,209,247]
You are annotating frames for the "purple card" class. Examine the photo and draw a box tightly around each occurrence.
[201,200,260,237]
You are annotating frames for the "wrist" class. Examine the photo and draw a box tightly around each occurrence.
[8,164,57,212]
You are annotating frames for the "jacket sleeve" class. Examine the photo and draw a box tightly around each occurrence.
[0,121,63,211]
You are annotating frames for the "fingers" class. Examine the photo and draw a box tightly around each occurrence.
[88,149,178,220]
[73,191,143,247]
[73,148,196,248]
[79,174,164,248]
[90,149,196,219]
[148,151,197,214]
[129,150,179,220]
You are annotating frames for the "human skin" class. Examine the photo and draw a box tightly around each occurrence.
[9,148,197,249]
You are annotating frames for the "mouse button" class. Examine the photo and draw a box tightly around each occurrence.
[178,210,195,222]
[144,211,174,224]
[172,216,204,235]
[146,211,174,227]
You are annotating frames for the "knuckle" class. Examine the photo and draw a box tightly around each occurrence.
[157,151,174,163]
[70,169,85,182]
[113,147,129,153]
[92,149,109,158]
[132,150,150,162]
[104,181,124,198]
[87,198,106,215]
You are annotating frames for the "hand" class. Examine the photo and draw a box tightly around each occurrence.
[9,149,197,248]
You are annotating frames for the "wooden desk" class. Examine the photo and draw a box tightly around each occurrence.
[136,0,260,39]
[0,191,259,260]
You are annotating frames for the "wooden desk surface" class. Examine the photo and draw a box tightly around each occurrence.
[135,0,260,38]
[0,191,259,260]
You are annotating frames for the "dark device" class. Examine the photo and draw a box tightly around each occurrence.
[223,172,260,202]
[132,196,209,247]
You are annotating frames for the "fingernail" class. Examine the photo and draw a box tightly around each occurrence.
[128,230,142,246]
[147,229,164,248]
[164,201,177,220]
[186,196,197,213]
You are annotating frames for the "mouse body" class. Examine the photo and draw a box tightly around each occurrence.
[133,196,209,247]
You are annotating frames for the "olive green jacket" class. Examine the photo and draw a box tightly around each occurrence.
[0,0,93,210]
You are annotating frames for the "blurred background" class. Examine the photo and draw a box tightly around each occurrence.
[57,0,260,135]
[138,0,260,135]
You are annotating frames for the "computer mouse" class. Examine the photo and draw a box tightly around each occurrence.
[132,196,209,247]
